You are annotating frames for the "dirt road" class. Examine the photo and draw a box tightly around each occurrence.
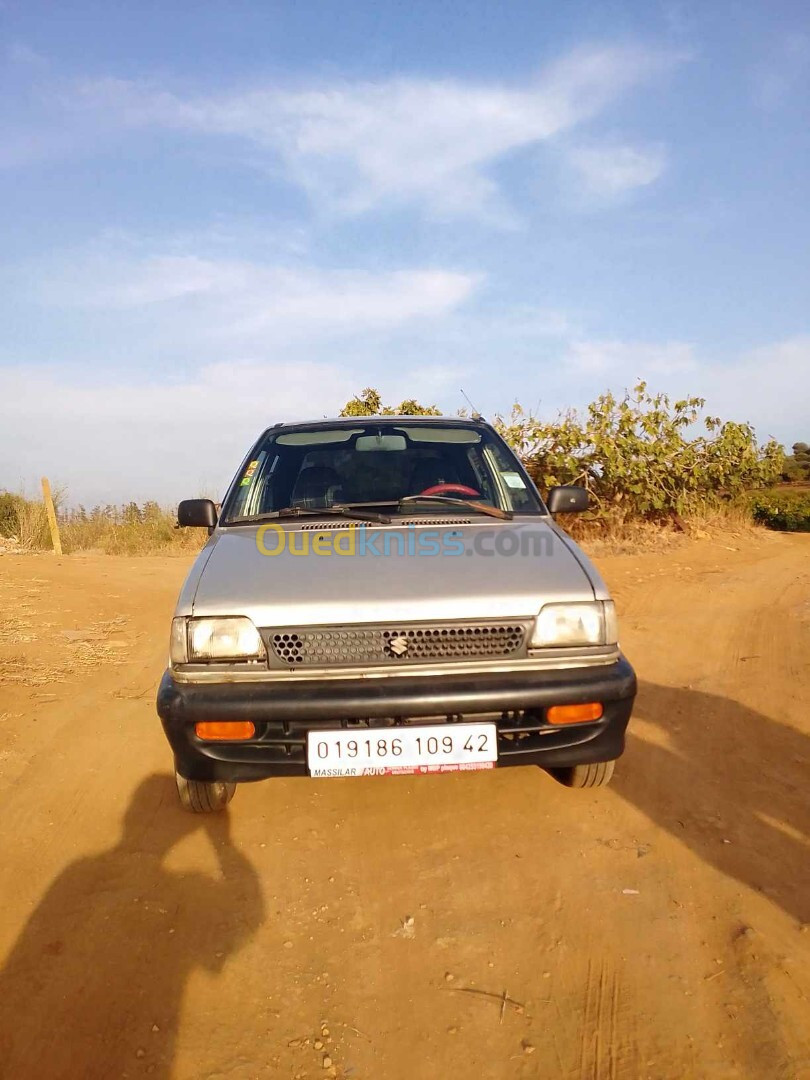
[0,533,809,1079]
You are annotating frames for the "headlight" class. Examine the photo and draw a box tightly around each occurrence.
[170,617,188,664]
[530,601,618,648]
[170,616,266,664]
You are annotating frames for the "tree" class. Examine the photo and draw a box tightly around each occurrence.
[142,501,163,523]
[122,502,143,525]
[782,442,810,482]
[340,388,441,417]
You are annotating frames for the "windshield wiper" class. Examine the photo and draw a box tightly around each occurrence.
[397,495,512,520]
[229,505,391,525]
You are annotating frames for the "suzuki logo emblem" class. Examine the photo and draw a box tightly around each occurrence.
[388,635,409,657]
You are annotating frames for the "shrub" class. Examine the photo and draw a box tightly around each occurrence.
[750,489,810,532]
[0,493,51,548]
[0,492,23,537]
[495,382,784,521]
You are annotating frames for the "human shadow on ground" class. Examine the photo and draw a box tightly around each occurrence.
[613,682,810,925]
[0,774,264,1079]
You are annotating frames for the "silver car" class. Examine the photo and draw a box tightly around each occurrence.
[157,415,636,812]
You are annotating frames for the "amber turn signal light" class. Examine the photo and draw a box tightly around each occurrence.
[195,720,255,741]
[546,702,603,725]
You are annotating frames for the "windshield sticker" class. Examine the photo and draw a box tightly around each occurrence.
[240,460,260,487]
[502,472,527,489]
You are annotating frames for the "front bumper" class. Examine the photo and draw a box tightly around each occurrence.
[157,657,636,782]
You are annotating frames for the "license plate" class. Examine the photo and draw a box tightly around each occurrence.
[307,722,498,778]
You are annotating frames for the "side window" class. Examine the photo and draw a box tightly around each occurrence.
[228,451,277,518]
[484,443,535,511]
[255,453,281,513]
[466,447,496,502]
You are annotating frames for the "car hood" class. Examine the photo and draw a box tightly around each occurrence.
[181,519,604,625]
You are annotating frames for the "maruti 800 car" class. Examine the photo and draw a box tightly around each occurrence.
[157,415,636,811]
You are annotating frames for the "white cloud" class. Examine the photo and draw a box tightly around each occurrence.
[566,338,696,375]
[564,141,667,199]
[697,336,810,437]
[3,242,477,501]
[560,335,809,442]
[0,358,460,504]
[6,43,50,69]
[25,248,478,349]
[67,43,680,219]
[0,359,349,504]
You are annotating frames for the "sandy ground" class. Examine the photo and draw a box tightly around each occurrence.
[0,532,808,1080]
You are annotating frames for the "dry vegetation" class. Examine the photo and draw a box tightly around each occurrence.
[565,500,761,556]
[0,494,205,556]
[0,488,765,560]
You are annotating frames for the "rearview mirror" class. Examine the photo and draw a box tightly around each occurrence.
[355,434,407,452]
[546,486,589,514]
[178,499,218,528]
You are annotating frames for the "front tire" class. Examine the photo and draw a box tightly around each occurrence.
[175,772,237,813]
[552,760,615,788]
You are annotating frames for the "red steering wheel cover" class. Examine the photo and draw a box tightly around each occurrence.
[419,482,480,497]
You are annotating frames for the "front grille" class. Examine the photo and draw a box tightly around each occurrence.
[266,621,527,668]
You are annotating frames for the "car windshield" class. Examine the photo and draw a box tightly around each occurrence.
[221,422,543,523]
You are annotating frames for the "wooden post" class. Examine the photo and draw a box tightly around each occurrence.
[40,477,63,556]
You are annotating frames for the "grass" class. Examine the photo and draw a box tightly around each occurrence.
[1,489,796,558]
[0,494,206,555]
[561,496,763,556]
[60,511,207,556]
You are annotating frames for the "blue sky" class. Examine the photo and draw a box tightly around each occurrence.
[1,0,808,503]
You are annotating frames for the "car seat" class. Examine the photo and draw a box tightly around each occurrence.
[290,466,343,509]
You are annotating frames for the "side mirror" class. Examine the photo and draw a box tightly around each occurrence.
[178,499,218,528]
[546,486,589,514]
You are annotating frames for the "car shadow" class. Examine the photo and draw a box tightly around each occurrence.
[613,682,810,925]
[0,773,264,1079]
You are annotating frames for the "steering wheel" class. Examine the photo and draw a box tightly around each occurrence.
[419,482,481,498]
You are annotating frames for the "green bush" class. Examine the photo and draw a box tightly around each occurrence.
[750,489,810,532]
[782,442,810,482]
[495,382,784,521]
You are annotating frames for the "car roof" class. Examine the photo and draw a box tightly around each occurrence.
[269,414,487,428]
[254,414,494,445]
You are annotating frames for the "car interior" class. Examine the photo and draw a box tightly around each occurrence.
[223,424,540,520]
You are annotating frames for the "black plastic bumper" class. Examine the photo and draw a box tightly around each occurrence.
[157,657,636,782]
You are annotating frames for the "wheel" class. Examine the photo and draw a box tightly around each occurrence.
[175,772,237,813]
[552,760,615,788]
